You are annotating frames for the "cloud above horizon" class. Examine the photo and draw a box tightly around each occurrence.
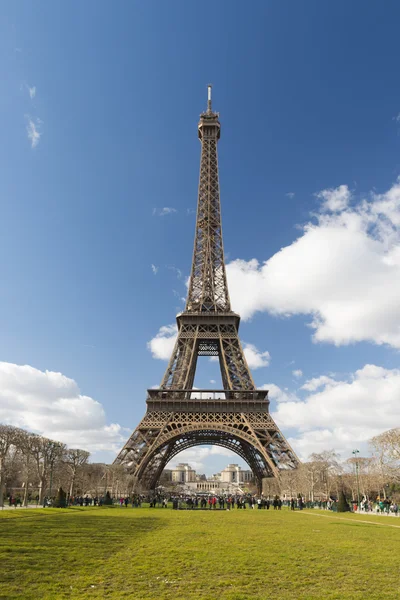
[26,117,42,148]
[269,363,400,459]
[152,207,177,216]
[226,181,400,349]
[1,359,396,470]
[0,362,127,455]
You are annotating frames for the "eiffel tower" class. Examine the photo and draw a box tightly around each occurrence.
[115,86,299,492]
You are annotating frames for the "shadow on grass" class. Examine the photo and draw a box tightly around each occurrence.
[0,511,165,542]
[0,511,166,597]
[0,505,120,523]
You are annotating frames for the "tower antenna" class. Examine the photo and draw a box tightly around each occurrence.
[207,84,212,112]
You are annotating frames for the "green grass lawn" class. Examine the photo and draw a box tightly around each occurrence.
[1,506,399,599]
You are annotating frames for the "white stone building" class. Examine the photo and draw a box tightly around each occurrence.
[219,464,253,484]
[170,463,196,483]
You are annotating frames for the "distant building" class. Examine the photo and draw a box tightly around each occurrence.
[162,462,254,492]
[219,464,253,484]
[171,463,196,483]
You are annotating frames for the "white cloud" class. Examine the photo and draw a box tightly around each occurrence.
[153,207,177,216]
[0,362,126,454]
[260,383,300,403]
[21,83,36,99]
[151,264,159,275]
[226,180,400,349]
[301,375,337,392]
[147,324,177,360]
[292,369,303,378]
[273,364,400,459]
[26,117,42,148]
[316,184,351,212]
[243,343,270,369]
[287,429,341,459]
[210,379,216,384]
[286,192,295,199]
[167,265,183,279]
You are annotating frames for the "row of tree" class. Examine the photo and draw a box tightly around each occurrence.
[0,424,133,506]
[2,423,399,505]
[272,429,400,501]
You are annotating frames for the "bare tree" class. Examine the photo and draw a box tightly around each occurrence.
[3,444,23,493]
[30,436,66,503]
[0,425,24,506]
[344,456,379,500]
[108,464,127,497]
[371,429,400,464]
[298,462,320,502]
[279,468,302,498]
[308,450,342,499]
[378,429,400,461]
[18,431,40,506]
[63,449,90,497]
[81,463,108,497]
[370,428,400,496]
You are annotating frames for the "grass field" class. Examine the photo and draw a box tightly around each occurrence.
[1,506,399,599]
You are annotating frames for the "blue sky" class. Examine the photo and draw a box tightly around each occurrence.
[1,1,400,474]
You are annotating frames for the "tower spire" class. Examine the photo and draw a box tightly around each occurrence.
[207,84,212,113]
[186,85,229,313]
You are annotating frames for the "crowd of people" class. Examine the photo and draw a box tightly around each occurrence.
[42,495,106,507]
[5,492,399,515]
[121,494,285,510]
[355,498,399,514]
[115,494,400,514]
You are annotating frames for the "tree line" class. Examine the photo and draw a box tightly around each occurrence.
[272,428,400,501]
[2,423,399,505]
[0,424,131,506]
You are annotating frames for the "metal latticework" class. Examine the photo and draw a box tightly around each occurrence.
[186,109,229,313]
[160,316,255,391]
[115,87,300,490]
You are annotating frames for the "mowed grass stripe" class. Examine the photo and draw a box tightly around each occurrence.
[1,507,399,599]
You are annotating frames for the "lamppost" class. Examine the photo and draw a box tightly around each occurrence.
[352,449,360,511]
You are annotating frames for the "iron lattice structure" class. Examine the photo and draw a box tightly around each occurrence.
[115,87,299,491]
